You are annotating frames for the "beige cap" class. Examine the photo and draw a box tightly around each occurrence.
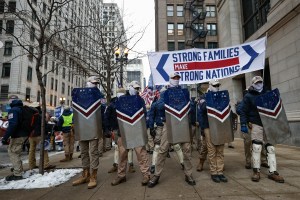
[129,81,140,88]
[252,76,263,84]
[117,87,126,93]
[87,76,100,84]
[209,79,221,86]
[169,72,181,79]
[29,102,40,108]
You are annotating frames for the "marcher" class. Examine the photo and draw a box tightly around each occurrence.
[146,104,154,154]
[72,76,103,189]
[105,87,136,174]
[199,79,228,183]
[1,98,28,181]
[190,97,201,151]
[240,76,284,183]
[58,106,74,162]
[28,102,56,170]
[111,81,150,186]
[148,72,196,188]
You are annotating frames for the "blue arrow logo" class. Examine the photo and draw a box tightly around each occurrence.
[241,45,259,70]
[156,54,169,81]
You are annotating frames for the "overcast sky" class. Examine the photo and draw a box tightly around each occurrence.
[103,0,155,83]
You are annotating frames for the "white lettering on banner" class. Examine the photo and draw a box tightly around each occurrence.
[148,37,267,85]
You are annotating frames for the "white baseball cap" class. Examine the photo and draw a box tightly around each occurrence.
[169,72,181,79]
[209,79,221,86]
[129,81,140,88]
[87,76,100,84]
[252,76,263,84]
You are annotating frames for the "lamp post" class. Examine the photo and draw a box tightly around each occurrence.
[115,47,128,87]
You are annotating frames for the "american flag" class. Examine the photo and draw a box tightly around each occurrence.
[140,86,154,105]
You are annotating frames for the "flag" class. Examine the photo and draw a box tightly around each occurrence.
[140,86,154,105]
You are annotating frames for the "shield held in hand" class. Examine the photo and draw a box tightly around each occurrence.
[206,90,234,145]
[255,88,291,145]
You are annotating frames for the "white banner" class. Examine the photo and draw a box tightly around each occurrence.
[148,37,266,85]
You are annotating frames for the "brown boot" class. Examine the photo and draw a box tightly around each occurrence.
[268,171,284,183]
[128,164,136,173]
[197,159,205,172]
[111,176,126,186]
[141,175,150,186]
[251,169,260,182]
[70,153,73,160]
[108,163,118,173]
[60,154,70,162]
[72,168,90,186]
[88,169,98,189]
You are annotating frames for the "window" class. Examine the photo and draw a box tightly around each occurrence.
[56,63,58,75]
[4,41,13,56]
[30,27,35,41]
[32,0,37,5]
[54,95,57,107]
[52,61,55,72]
[0,20,2,34]
[0,1,4,13]
[32,9,37,21]
[194,42,205,48]
[50,94,53,106]
[208,42,218,49]
[43,3,47,14]
[2,63,11,77]
[37,91,40,102]
[193,23,204,31]
[242,0,270,39]
[167,5,174,17]
[177,23,184,36]
[68,86,70,96]
[0,85,9,100]
[177,5,183,17]
[6,20,14,34]
[61,82,65,94]
[25,88,31,101]
[29,46,34,61]
[193,6,203,18]
[168,42,175,51]
[206,6,216,17]
[62,68,66,79]
[51,78,54,90]
[167,23,174,36]
[8,1,16,12]
[27,66,32,81]
[44,56,48,69]
[43,74,47,86]
[178,42,185,50]
[207,23,217,36]
[55,79,58,91]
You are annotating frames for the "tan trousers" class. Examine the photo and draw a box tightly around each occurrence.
[250,124,268,163]
[155,125,193,177]
[80,139,99,169]
[8,137,27,176]
[204,128,224,175]
[63,132,75,155]
[117,137,150,178]
[191,125,201,150]
[199,136,208,160]
[28,136,50,169]
[146,129,154,151]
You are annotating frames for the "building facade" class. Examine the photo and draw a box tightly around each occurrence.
[217,0,300,146]
[126,58,144,89]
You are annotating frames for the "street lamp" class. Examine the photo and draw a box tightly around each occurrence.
[59,97,66,105]
[115,47,129,87]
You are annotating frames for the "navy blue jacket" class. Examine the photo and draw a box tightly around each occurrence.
[3,99,28,140]
[58,109,73,133]
[189,98,197,126]
[240,86,266,126]
[198,94,209,130]
[104,97,118,131]
[146,109,151,129]
[148,97,165,129]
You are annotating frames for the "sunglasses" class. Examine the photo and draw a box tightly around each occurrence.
[212,84,220,87]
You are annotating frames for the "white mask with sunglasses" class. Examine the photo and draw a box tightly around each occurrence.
[209,84,220,92]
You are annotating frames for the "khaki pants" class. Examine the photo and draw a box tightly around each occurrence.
[8,137,27,176]
[199,136,208,160]
[250,124,268,163]
[80,139,99,169]
[146,129,154,151]
[155,125,193,177]
[204,128,224,175]
[191,125,201,150]
[117,137,150,178]
[63,132,75,155]
[28,136,50,169]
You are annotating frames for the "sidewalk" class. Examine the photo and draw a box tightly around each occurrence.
[0,138,300,200]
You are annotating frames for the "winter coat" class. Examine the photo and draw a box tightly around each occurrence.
[239,86,266,126]
[58,109,73,133]
[148,97,166,129]
[198,94,209,130]
[189,98,197,126]
[104,97,119,131]
[3,99,28,140]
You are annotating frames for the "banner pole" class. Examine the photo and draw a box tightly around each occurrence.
[263,32,268,79]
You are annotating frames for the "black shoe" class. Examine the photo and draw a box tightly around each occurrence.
[185,175,196,185]
[218,174,228,182]
[167,152,170,158]
[181,163,184,170]
[148,176,160,188]
[5,174,23,181]
[149,151,153,155]
[44,165,56,170]
[211,175,220,183]
[76,146,80,152]
[245,163,251,169]
[261,163,269,168]
[150,165,155,174]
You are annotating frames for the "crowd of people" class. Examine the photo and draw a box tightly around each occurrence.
[0,74,285,188]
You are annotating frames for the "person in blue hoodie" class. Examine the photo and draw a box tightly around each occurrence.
[58,106,74,162]
[1,98,28,181]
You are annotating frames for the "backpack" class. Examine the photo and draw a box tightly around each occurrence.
[20,106,40,135]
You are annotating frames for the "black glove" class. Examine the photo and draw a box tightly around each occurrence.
[1,138,9,145]
[150,128,156,138]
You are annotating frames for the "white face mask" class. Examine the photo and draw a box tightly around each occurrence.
[253,82,263,92]
[169,79,179,87]
[129,86,137,95]
[117,93,124,98]
[209,85,220,92]
[86,82,96,88]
